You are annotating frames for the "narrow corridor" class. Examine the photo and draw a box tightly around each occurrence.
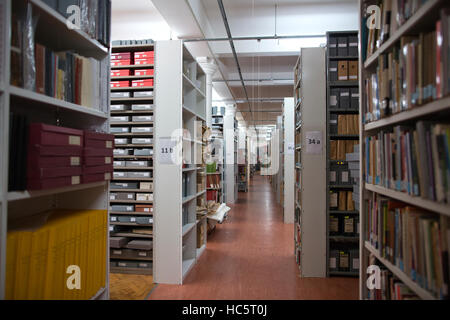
[149,175,358,299]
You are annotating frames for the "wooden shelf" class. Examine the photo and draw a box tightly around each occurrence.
[110,200,153,204]
[329,236,359,241]
[112,177,153,181]
[329,108,359,114]
[364,96,450,131]
[111,232,153,239]
[7,181,107,202]
[109,211,153,216]
[110,266,152,275]
[329,134,359,140]
[109,255,153,262]
[329,81,358,87]
[365,183,450,217]
[110,221,152,227]
[364,242,436,300]
[9,86,108,119]
[363,0,442,69]
[110,189,152,193]
[329,210,359,215]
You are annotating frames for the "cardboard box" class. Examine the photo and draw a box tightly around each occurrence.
[126,240,153,250]
[343,215,355,235]
[338,191,347,211]
[111,69,131,77]
[330,88,339,108]
[329,163,338,185]
[136,217,152,225]
[127,171,151,178]
[113,149,133,156]
[134,58,154,66]
[28,145,82,158]
[28,166,82,179]
[134,69,154,76]
[113,172,127,178]
[113,160,126,167]
[135,205,153,213]
[339,251,350,271]
[350,88,359,110]
[140,182,153,191]
[110,81,130,88]
[136,193,152,201]
[337,61,348,81]
[109,236,128,248]
[329,250,339,271]
[329,114,338,135]
[329,215,340,234]
[348,61,358,80]
[84,148,113,157]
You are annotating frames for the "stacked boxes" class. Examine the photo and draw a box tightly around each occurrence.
[83,131,114,183]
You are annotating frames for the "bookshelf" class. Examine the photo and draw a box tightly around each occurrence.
[326,31,360,277]
[293,47,327,277]
[153,40,207,284]
[0,0,111,299]
[274,115,283,203]
[359,0,450,300]
[238,127,249,192]
[283,97,295,224]
[208,107,225,203]
[109,42,155,275]
[224,105,238,204]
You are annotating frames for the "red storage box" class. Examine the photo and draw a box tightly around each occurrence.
[84,131,114,149]
[82,172,111,183]
[111,52,131,60]
[84,148,114,157]
[134,69,154,76]
[84,156,112,166]
[29,145,82,157]
[83,165,113,175]
[131,79,154,87]
[134,51,154,59]
[27,175,81,190]
[28,155,82,168]
[134,58,153,66]
[111,60,131,67]
[135,205,153,213]
[111,69,131,77]
[28,166,82,179]
[29,123,84,147]
[111,81,130,88]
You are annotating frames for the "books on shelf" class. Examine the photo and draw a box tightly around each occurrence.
[365,193,450,299]
[363,6,450,123]
[364,122,450,203]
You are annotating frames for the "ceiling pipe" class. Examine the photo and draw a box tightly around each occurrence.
[183,34,325,42]
[216,0,254,124]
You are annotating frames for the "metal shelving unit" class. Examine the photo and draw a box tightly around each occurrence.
[153,40,207,284]
[0,0,111,300]
[326,31,360,278]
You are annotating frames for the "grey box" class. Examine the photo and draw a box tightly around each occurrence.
[127,171,151,178]
[346,153,358,161]
[111,205,134,212]
[330,89,339,108]
[110,236,128,248]
[136,193,153,201]
[329,250,339,272]
[110,261,117,268]
[114,160,126,167]
[110,127,130,133]
[114,149,133,156]
[350,249,359,272]
[338,164,351,185]
[126,160,149,167]
[348,161,359,170]
[116,261,139,268]
[114,138,130,145]
[126,240,153,250]
[110,182,138,189]
[110,104,129,111]
[110,215,119,222]
[136,217,153,225]
[111,92,131,98]
[113,171,127,178]
[328,37,337,56]
[132,138,153,145]
[131,127,153,133]
[111,116,130,122]
[337,37,348,56]
[328,60,338,81]
[133,91,153,97]
[329,163,338,185]
[140,182,153,191]
[329,114,338,134]
[134,149,153,156]
[350,87,359,110]
[348,36,358,56]
[339,88,350,109]
[116,192,136,200]
[118,216,133,223]
[132,115,153,122]
[131,104,153,111]
[137,262,152,269]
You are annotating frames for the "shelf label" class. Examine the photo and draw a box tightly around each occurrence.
[286,142,295,155]
[158,137,179,165]
[305,131,322,154]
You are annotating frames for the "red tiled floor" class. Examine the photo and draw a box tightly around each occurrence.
[149,175,359,300]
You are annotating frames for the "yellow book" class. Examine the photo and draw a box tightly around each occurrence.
[5,231,19,300]
[81,210,90,299]
[14,231,32,300]
[28,226,49,299]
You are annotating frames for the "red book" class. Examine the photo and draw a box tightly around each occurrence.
[134,51,154,59]
[27,175,81,190]
[35,43,45,94]
[111,69,131,77]
[110,80,130,88]
[29,123,84,147]
[83,164,113,175]
[134,69,154,76]
[81,172,111,184]
[111,52,131,60]
[84,156,112,166]
[134,58,154,66]
[28,166,82,179]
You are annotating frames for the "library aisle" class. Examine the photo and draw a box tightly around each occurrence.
[149,175,358,300]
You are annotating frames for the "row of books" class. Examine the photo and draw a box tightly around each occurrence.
[329,248,359,273]
[330,214,359,236]
[366,193,450,299]
[330,140,359,161]
[330,190,356,211]
[363,0,433,61]
[6,209,107,300]
[330,114,360,135]
[364,8,450,123]
[42,0,111,47]
[364,122,450,204]
[367,254,420,300]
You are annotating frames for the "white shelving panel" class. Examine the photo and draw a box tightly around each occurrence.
[154,40,207,284]
[0,0,111,300]
[283,98,295,224]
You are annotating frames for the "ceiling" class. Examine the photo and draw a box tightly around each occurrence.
[112,0,359,126]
